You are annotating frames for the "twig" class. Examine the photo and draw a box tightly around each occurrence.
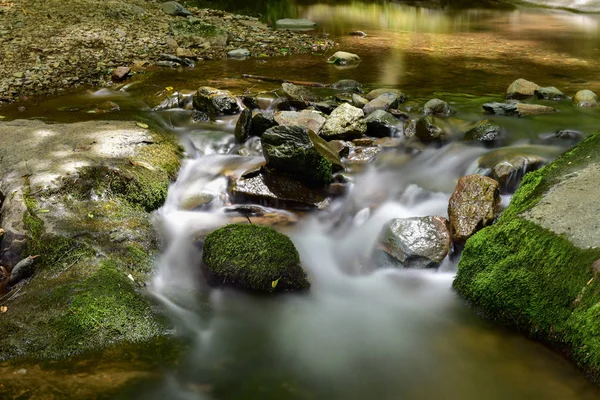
[242,74,329,88]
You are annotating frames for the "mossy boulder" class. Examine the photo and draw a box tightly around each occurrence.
[573,90,599,107]
[201,224,310,293]
[193,86,239,116]
[423,98,452,116]
[464,120,502,144]
[454,131,600,380]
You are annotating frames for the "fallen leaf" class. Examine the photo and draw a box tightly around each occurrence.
[37,209,50,213]
[271,277,281,289]
[127,274,135,282]
[165,86,174,91]
[136,122,149,129]
[0,306,7,313]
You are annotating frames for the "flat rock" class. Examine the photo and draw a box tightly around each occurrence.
[275,18,317,29]
[274,109,327,133]
[327,51,362,66]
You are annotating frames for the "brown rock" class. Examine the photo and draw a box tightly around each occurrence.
[448,175,500,244]
[111,66,130,82]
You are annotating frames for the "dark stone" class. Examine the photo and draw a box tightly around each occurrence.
[311,101,340,115]
[364,110,401,137]
[415,116,445,143]
[464,120,502,143]
[193,86,239,116]
[250,113,277,137]
[191,110,210,123]
[482,102,519,116]
[423,98,452,116]
[235,108,252,143]
[365,89,407,103]
[535,87,567,101]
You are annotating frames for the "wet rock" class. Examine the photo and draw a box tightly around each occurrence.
[353,138,375,146]
[170,18,228,47]
[365,89,407,102]
[482,102,518,116]
[274,110,327,133]
[282,82,321,102]
[331,79,363,93]
[573,90,598,107]
[160,1,192,17]
[535,86,567,101]
[346,146,381,164]
[160,53,193,67]
[7,256,38,286]
[448,175,501,244]
[271,97,308,111]
[403,119,416,138]
[201,224,310,293]
[319,103,366,140]
[363,93,398,115]
[352,94,369,108]
[155,61,180,68]
[181,192,216,210]
[96,101,120,113]
[327,51,362,66]
[482,102,555,116]
[235,108,252,143]
[232,168,330,210]
[555,129,583,141]
[111,66,130,82]
[250,113,277,137]
[261,125,332,186]
[464,120,502,143]
[240,95,259,110]
[505,78,540,99]
[275,19,317,29]
[424,98,452,116]
[515,103,556,116]
[328,140,352,158]
[311,101,339,115]
[375,216,451,269]
[227,48,251,59]
[191,110,210,123]
[349,31,368,37]
[364,110,401,137]
[193,86,239,116]
[415,116,450,143]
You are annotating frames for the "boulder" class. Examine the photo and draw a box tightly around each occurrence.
[363,93,398,115]
[193,87,239,116]
[454,132,600,380]
[170,18,228,47]
[319,103,367,140]
[375,217,451,269]
[331,79,363,93]
[231,168,330,210]
[227,48,251,59]
[274,110,326,133]
[201,224,310,293]
[235,108,252,143]
[365,88,407,102]
[111,66,130,82]
[261,125,333,186]
[573,90,598,107]
[505,78,540,99]
[464,120,502,143]
[327,51,362,66]
[250,113,277,137]
[535,86,567,101]
[160,1,192,16]
[423,98,452,116]
[364,110,401,137]
[447,175,500,244]
[281,82,322,102]
[275,19,317,29]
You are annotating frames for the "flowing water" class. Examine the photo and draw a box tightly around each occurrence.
[3,1,600,398]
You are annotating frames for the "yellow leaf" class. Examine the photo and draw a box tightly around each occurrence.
[0,306,7,313]
[165,86,174,91]
[271,277,281,288]
[136,122,149,129]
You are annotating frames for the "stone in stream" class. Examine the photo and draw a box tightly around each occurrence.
[349,31,368,37]
[374,216,452,269]
[319,103,367,140]
[331,79,363,93]
[281,82,322,103]
[271,97,309,111]
[352,94,369,109]
[227,48,251,59]
[573,89,598,107]
[328,140,352,158]
[365,88,407,103]
[447,175,501,244]
[415,116,451,143]
[363,93,399,115]
[250,113,277,137]
[346,146,381,164]
[275,18,317,29]
[453,131,600,380]
[193,86,239,116]
[261,125,334,186]
[327,51,362,66]
[364,110,401,137]
[505,78,540,99]
[482,102,555,116]
[160,1,192,16]
[191,110,210,123]
[464,120,503,144]
[423,98,452,116]
[234,108,252,143]
[274,110,327,133]
[311,101,340,115]
[535,86,567,101]
[201,224,310,293]
[111,66,130,82]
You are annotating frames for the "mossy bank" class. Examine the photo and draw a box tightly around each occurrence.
[0,119,183,361]
[454,131,600,380]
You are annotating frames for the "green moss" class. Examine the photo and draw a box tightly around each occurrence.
[202,224,310,293]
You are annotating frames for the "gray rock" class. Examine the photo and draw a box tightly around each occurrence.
[193,86,239,116]
[352,94,369,108]
[160,1,192,16]
[319,103,366,140]
[275,19,317,29]
[250,113,278,137]
[573,90,598,107]
[482,102,519,116]
[506,78,540,99]
[281,82,322,102]
[346,146,381,164]
[327,51,362,66]
[8,256,38,286]
[464,120,502,143]
[363,93,398,115]
[376,217,451,269]
[535,86,567,100]
[482,102,554,116]
[274,110,327,133]
[365,88,407,102]
[227,48,251,59]
[424,98,452,116]
[331,79,363,93]
[235,108,252,143]
[364,110,401,137]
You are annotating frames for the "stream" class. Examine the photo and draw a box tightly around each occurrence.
[4,0,600,398]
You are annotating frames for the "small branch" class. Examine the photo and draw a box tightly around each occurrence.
[242,74,329,88]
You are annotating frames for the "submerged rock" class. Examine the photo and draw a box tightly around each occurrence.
[193,86,239,116]
[346,146,381,164]
[327,51,362,66]
[364,110,401,137]
[235,108,252,143]
[201,224,310,293]
[282,82,321,103]
[375,216,451,269]
[448,175,500,244]
[415,116,449,143]
[535,86,567,101]
[227,48,251,59]
[319,103,367,140]
[261,125,333,186]
[331,79,363,93]
[505,78,540,99]
[275,19,317,29]
[464,120,502,143]
[423,98,452,116]
[363,93,398,115]
[365,88,407,103]
[515,103,556,116]
[573,90,598,107]
[274,110,327,133]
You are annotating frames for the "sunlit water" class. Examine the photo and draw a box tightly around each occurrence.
[3,1,600,399]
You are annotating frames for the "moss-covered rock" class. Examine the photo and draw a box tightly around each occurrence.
[193,86,239,116]
[201,224,310,293]
[454,131,600,380]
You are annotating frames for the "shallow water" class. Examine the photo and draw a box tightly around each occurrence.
[3,1,600,399]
